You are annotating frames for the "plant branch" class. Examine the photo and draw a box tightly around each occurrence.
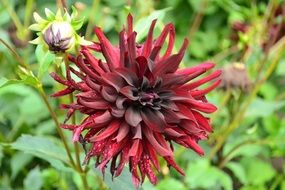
[188,0,208,41]
[0,38,29,70]
[85,0,100,39]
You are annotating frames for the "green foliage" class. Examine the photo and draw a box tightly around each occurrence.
[1,0,285,190]
[186,159,232,190]
[9,135,71,171]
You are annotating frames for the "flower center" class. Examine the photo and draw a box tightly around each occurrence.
[138,91,161,107]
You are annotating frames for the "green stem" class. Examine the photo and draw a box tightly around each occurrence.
[38,87,76,168]
[64,59,89,190]
[188,0,207,41]
[0,38,28,70]
[0,0,24,31]
[218,139,269,168]
[85,0,100,39]
[24,0,34,29]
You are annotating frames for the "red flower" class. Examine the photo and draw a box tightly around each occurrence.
[51,14,221,188]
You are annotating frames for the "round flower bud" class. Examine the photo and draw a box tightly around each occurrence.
[29,7,91,54]
[43,22,75,53]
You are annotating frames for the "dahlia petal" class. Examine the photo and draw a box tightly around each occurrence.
[143,127,172,156]
[184,70,222,90]
[63,108,76,123]
[51,87,74,97]
[120,86,139,101]
[161,25,175,61]
[86,42,101,52]
[111,107,125,118]
[179,120,202,135]
[149,23,174,61]
[192,110,212,132]
[141,108,166,132]
[161,73,192,88]
[85,76,101,92]
[81,49,105,75]
[73,125,85,142]
[76,55,102,82]
[119,30,126,67]
[142,19,157,57]
[190,80,221,98]
[127,32,137,70]
[153,39,188,75]
[177,104,198,124]
[184,137,204,155]
[69,66,85,79]
[110,154,118,178]
[94,110,112,124]
[78,97,109,110]
[61,124,77,130]
[165,127,185,137]
[115,68,138,86]
[164,156,185,175]
[132,124,142,139]
[129,139,140,157]
[101,86,117,102]
[141,155,157,185]
[145,142,160,171]
[50,72,68,85]
[127,14,133,36]
[162,109,181,124]
[89,120,120,142]
[125,106,142,127]
[114,122,130,142]
[76,91,98,99]
[171,96,217,113]
[116,96,128,109]
[176,62,215,75]
[102,72,126,92]
[94,27,119,68]
[115,145,130,177]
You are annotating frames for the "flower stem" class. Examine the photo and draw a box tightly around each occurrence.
[188,0,207,41]
[0,0,24,32]
[38,87,76,168]
[64,58,90,190]
[85,0,100,39]
[24,0,34,29]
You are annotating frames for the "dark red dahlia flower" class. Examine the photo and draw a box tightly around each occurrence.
[51,14,221,188]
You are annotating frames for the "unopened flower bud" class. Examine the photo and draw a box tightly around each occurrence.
[43,22,74,53]
[29,7,91,54]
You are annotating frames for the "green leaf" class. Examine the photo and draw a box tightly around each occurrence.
[35,45,55,78]
[94,165,133,190]
[225,162,247,184]
[11,152,33,179]
[246,98,285,118]
[0,76,39,89]
[24,167,43,190]
[134,8,172,42]
[241,157,276,185]
[157,178,186,190]
[186,159,232,190]
[10,135,71,172]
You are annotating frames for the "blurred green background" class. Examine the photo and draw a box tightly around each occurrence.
[1,0,285,189]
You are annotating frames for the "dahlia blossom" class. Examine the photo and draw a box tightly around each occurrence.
[51,15,221,187]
